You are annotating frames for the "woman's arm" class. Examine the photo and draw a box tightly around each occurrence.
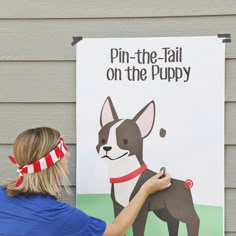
[103,171,171,236]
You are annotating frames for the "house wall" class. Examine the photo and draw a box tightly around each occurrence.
[0,1,235,234]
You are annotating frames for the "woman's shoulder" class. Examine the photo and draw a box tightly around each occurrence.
[0,186,57,210]
[51,202,106,235]
[52,200,87,218]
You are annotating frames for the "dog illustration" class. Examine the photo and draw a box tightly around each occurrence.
[96,97,200,236]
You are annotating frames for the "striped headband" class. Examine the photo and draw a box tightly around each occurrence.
[9,137,68,187]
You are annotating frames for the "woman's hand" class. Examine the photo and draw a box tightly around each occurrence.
[140,171,171,196]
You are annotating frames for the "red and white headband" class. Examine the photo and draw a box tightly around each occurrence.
[9,137,68,187]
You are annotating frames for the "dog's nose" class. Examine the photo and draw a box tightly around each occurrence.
[103,146,112,152]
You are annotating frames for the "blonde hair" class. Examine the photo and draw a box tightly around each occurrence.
[4,127,71,199]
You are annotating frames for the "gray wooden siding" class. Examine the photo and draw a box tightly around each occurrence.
[0,17,236,59]
[0,1,235,235]
[0,0,235,18]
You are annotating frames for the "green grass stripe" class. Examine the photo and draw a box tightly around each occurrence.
[77,194,223,236]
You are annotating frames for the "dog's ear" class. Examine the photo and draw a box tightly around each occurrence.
[100,96,119,127]
[133,101,155,138]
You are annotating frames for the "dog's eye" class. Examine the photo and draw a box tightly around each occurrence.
[102,138,106,144]
[123,138,128,145]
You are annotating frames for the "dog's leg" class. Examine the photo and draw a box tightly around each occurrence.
[167,218,179,236]
[184,212,200,236]
[132,203,149,236]
[168,206,199,236]
[154,208,179,236]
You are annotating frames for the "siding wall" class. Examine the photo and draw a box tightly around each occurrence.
[0,1,235,234]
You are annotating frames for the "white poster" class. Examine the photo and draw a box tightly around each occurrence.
[76,36,225,236]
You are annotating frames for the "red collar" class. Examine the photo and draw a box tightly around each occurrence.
[110,164,147,184]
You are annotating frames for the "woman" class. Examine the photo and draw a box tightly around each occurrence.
[0,127,171,236]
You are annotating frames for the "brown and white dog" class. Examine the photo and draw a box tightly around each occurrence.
[96,96,199,236]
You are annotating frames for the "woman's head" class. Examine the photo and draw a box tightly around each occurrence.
[4,127,71,199]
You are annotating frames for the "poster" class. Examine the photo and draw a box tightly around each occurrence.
[76,36,224,235]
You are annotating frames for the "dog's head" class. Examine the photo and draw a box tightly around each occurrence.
[96,97,155,165]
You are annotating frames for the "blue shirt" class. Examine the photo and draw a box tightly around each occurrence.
[0,186,106,236]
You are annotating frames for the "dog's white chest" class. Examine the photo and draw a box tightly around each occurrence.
[105,153,141,207]
[114,176,140,207]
